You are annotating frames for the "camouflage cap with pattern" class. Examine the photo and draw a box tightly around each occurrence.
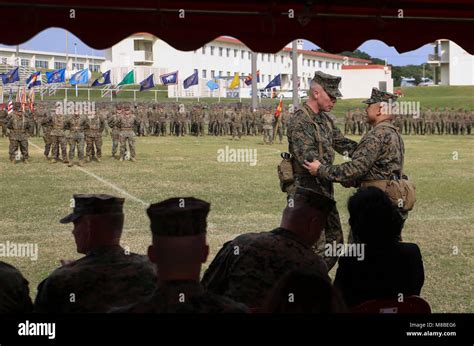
[312,71,342,98]
[362,88,398,104]
[147,197,210,236]
[60,194,125,224]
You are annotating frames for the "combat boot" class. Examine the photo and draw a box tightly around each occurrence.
[51,159,57,164]
[68,161,73,167]
[119,157,124,162]
[23,159,29,164]
[11,159,16,164]
[96,157,101,163]
[130,157,136,162]
[78,160,84,167]
[44,155,49,161]
[86,156,91,162]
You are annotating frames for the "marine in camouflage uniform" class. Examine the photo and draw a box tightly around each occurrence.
[286,72,357,270]
[107,105,121,159]
[47,112,68,163]
[231,107,243,140]
[0,261,33,313]
[6,105,32,163]
[34,194,157,313]
[313,88,407,222]
[117,105,139,161]
[202,187,333,308]
[262,111,274,144]
[85,113,105,162]
[111,197,248,313]
[273,112,284,144]
[40,107,53,159]
[0,108,8,137]
[66,113,87,166]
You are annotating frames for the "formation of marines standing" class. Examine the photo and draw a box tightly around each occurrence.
[345,106,473,135]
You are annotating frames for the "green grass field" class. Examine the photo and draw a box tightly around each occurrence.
[0,132,472,312]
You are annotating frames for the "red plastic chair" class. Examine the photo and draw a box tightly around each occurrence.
[351,295,431,314]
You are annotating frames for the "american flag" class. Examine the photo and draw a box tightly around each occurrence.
[7,88,13,114]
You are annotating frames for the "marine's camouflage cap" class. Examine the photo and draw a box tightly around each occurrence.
[293,187,336,214]
[60,194,125,224]
[312,71,342,98]
[362,88,398,104]
[147,197,210,236]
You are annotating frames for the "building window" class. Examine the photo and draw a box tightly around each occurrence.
[219,47,223,56]
[20,58,29,67]
[318,61,322,68]
[326,61,330,69]
[273,55,276,63]
[35,60,49,69]
[332,62,335,69]
[89,64,101,72]
[202,46,206,54]
[241,50,245,59]
[219,71,223,77]
[211,70,215,78]
[234,49,238,58]
[211,46,215,55]
[72,63,84,70]
[54,61,67,70]
[0,57,7,64]
[227,71,231,77]
[226,48,230,57]
[202,70,207,78]
[281,55,284,63]
[268,54,270,62]
[248,51,251,59]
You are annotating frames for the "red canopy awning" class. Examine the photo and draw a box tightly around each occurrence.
[1,0,473,54]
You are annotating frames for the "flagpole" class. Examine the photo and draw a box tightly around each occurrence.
[197,84,200,102]
[218,78,221,103]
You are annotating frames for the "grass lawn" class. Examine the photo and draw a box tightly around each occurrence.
[0,132,472,312]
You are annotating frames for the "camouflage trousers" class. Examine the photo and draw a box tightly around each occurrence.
[68,133,85,161]
[86,136,102,159]
[119,130,136,159]
[273,124,283,143]
[262,127,273,144]
[9,135,29,160]
[51,135,67,161]
[43,132,52,157]
[232,123,242,139]
[111,130,120,157]
[286,176,343,271]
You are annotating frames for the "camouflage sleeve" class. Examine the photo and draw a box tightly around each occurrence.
[107,117,115,128]
[6,116,13,129]
[317,133,382,183]
[100,118,105,131]
[331,119,357,157]
[289,120,322,165]
[201,241,234,295]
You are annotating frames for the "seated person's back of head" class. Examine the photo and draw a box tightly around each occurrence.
[334,187,425,307]
[262,269,346,313]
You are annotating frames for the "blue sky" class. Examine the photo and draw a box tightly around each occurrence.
[1,28,434,66]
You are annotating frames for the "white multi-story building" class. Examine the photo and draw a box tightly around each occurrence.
[427,39,474,86]
[0,47,104,75]
[103,34,393,99]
